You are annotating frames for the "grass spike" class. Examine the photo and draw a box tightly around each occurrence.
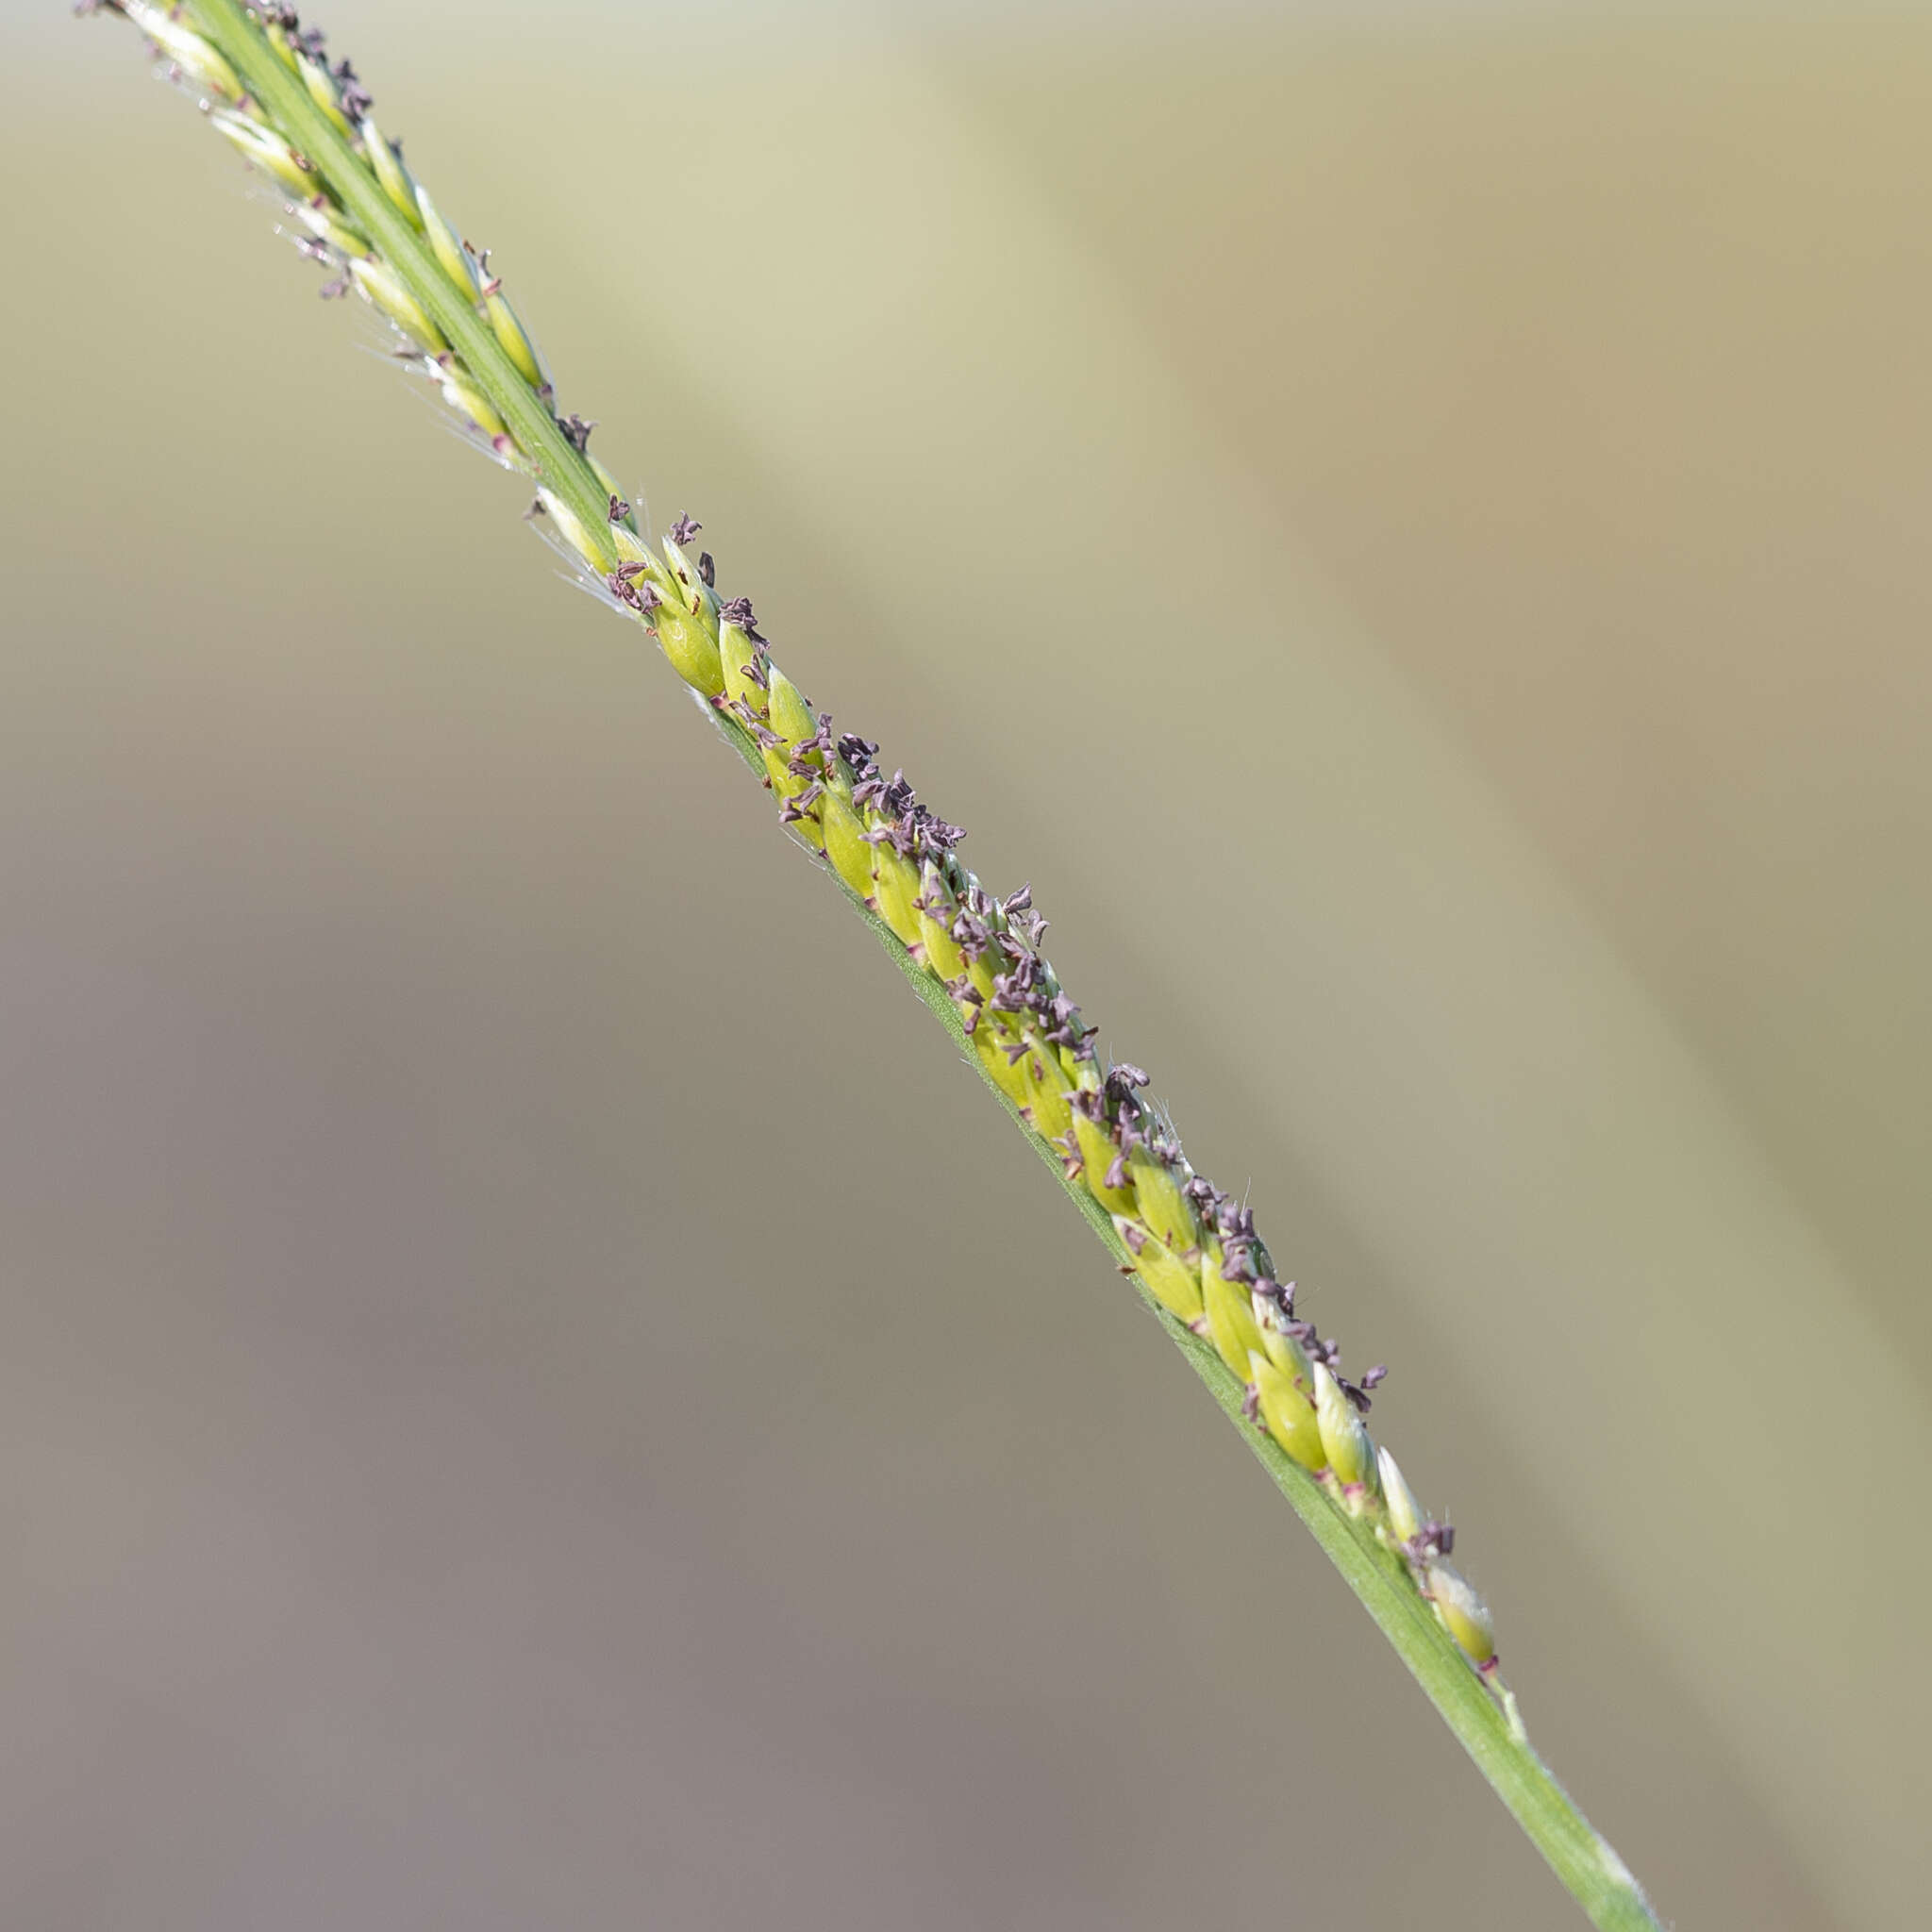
[82,6,1666,1926]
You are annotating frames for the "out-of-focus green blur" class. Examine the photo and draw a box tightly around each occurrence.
[7,5,1928,1927]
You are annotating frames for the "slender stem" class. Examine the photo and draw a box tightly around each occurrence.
[163,8,1664,1924]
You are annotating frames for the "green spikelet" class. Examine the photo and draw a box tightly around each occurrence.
[1125,1148,1194,1253]
[1249,1349,1326,1471]
[1068,1108,1131,1213]
[347,256,446,355]
[209,108,318,197]
[916,862,966,981]
[415,183,481,298]
[533,487,612,573]
[122,1,243,99]
[1314,1360,1378,1506]
[289,196,371,261]
[640,564,724,698]
[359,117,423,229]
[972,1027,1033,1106]
[765,670,826,852]
[484,287,551,396]
[821,789,874,898]
[957,935,998,1007]
[1117,1224,1204,1323]
[606,523,663,583]
[867,844,924,947]
[1256,1295,1313,1384]
[1377,1446,1424,1548]
[439,367,509,446]
[1426,1559,1498,1671]
[1202,1266,1268,1379]
[260,13,302,72]
[717,617,765,717]
[661,535,721,630]
[765,666,814,761]
[295,48,354,134]
[1019,1045,1074,1142]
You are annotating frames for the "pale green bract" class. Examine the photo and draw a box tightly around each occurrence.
[87,7,1665,1927]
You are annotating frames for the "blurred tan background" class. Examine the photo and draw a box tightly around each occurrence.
[7,3,1931,1926]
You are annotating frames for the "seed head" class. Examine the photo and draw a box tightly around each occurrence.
[108,1,1522,1774]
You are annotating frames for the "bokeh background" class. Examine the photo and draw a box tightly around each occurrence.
[7,3,1931,1926]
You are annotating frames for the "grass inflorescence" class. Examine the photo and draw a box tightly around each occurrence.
[85,7,1666,1926]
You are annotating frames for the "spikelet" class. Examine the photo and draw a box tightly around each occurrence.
[1314,1360,1377,1505]
[483,282,552,398]
[209,107,319,198]
[1249,1348,1324,1472]
[414,184,482,299]
[294,44,354,135]
[358,115,421,228]
[347,256,446,354]
[94,0,1513,1709]
[120,0,242,99]
[1424,1559,1499,1674]
[1203,1269,1268,1380]
[1377,1445,1424,1548]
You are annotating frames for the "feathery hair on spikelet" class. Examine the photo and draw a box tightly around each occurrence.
[83,7,1664,1927]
